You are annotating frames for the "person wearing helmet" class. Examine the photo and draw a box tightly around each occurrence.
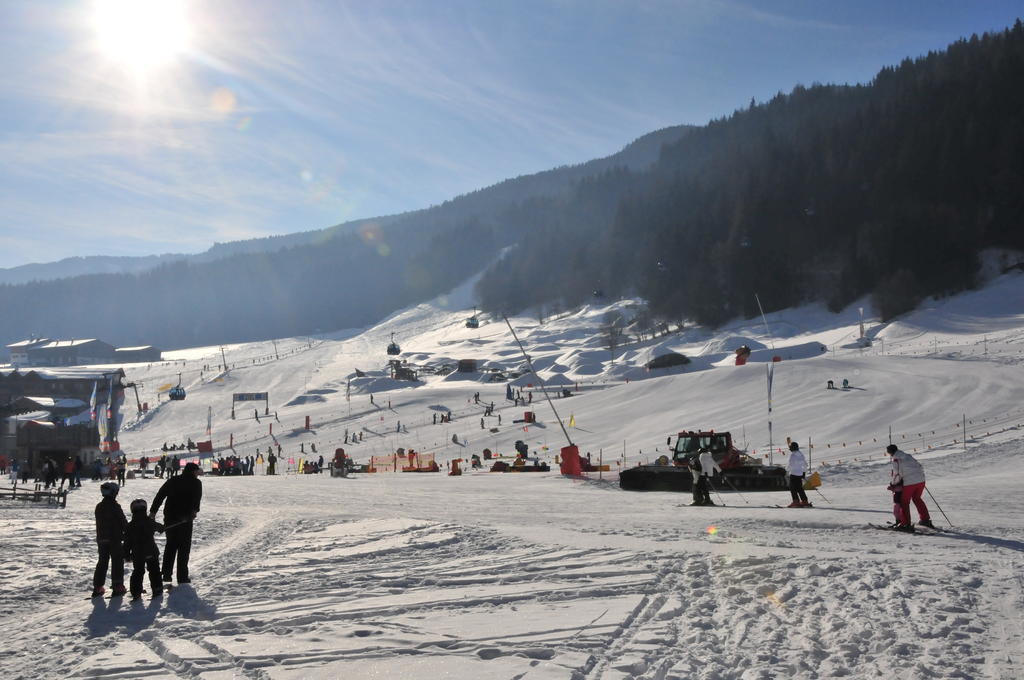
[92,482,128,597]
[786,441,811,508]
[149,461,203,584]
[124,499,166,600]
[886,444,933,531]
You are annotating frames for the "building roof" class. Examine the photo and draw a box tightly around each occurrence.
[12,410,51,422]
[12,396,87,410]
[16,396,56,408]
[39,339,101,349]
[115,346,156,352]
[6,338,50,349]
[0,367,125,381]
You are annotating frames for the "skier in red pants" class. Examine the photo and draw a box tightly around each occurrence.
[886,444,934,532]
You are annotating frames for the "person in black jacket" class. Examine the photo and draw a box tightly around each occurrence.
[93,482,128,597]
[125,498,165,599]
[149,462,202,584]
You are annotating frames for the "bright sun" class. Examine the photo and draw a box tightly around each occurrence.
[92,0,191,71]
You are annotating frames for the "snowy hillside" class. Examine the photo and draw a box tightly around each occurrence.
[4,271,1024,679]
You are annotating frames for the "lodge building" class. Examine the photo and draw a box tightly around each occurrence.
[0,367,128,477]
[4,338,160,367]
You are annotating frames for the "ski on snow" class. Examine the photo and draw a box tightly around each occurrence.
[868,523,952,534]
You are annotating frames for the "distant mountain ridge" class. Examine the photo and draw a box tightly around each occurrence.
[0,125,691,286]
[0,125,692,352]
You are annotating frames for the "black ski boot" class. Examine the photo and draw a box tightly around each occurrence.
[918,519,935,529]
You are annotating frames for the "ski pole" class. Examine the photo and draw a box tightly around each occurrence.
[706,478,726,506]
[925,487,954,527]
[719,474,749,504]
[159,517,195,532]
[814,488,832,504]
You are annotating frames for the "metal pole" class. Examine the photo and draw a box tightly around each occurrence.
[503,315,572,447]
[963,414,967,452]
[705,478,726,506]
[925,487,954,527]
[719,474,749,504]
[755,294,776,466]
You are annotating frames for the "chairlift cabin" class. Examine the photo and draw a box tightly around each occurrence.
[466,307,480,329]
[386,332,401,356]
[168,373,186,401]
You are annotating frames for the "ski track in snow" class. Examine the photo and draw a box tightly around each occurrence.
[4,463,1024,680]
[4,273,1024,679]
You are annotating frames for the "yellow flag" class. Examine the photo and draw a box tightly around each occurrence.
[568,414,576,427]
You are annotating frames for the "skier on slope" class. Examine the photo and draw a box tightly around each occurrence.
[690,447,721,506]
[786,441,812,508]
[92,482,128,597]
[886,444,934,532]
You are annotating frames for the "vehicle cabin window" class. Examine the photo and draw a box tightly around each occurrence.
[675,436,702,454]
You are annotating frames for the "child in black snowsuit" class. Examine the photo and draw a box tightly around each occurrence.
[93,482,128,597]
[124,498,165,599]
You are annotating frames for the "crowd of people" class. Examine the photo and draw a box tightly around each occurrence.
[211,454,258,475]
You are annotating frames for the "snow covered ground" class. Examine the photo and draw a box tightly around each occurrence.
[4,271,1024,679]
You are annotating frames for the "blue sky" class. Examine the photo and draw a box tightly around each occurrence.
[1,0,1021,269]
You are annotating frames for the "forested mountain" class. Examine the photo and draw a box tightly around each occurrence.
[475,21,1024,325]
[4,22,1022,353]
[0,126,689,350]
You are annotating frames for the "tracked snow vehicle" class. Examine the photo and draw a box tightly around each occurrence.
[619,430,787,492]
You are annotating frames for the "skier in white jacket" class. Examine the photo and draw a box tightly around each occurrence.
[786,441,811,508]
[887,444,933,531]
[690,448,722,506]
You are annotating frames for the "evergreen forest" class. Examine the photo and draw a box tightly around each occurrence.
[1,22,1022,351]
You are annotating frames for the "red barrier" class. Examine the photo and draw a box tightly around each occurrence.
[559,445,582,476]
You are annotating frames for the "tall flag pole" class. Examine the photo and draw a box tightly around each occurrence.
[755,294,776,465]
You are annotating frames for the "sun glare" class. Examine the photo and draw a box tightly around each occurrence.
[92,0,191,71]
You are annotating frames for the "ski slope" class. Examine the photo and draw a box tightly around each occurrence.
[3,270,1024,679]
